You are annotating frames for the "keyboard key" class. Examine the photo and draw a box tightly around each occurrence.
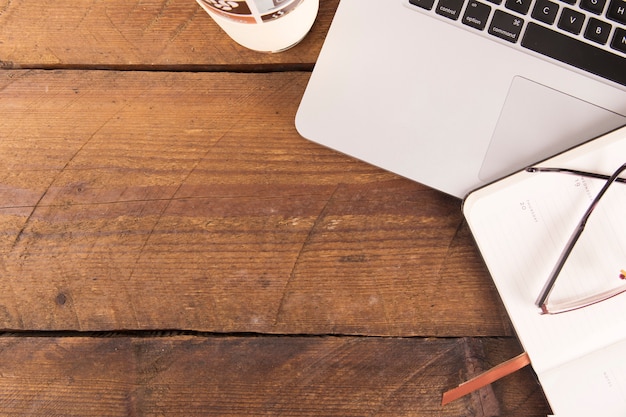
[489,10,524,42]
[505,0,533,14]
[558,8,586,34]
[584,17,613,44]
[611,27,626,53]
[521,22,626,86]
[607,0,626,24]
[436,0,466,19]
[558,0,576,4]
[486,0,502,4]
[463,0,492,29]
[580,0,607,14]
[531,0,560,24]
[410,0,437,10]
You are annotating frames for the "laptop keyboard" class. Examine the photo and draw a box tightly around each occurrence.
[407,0,626,87]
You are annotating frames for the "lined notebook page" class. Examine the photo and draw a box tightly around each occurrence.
[540,338,626,416]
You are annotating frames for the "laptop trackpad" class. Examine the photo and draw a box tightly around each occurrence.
[479,76,626,182]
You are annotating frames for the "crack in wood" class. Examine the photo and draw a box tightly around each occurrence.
[273,183,340,327]
[462,337,502,417]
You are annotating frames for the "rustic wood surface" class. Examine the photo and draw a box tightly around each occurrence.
[0,0,336,69]
[0,335,548,416]
[0,0,551,415]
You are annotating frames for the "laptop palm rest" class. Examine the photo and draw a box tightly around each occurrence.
[479,77,626,182]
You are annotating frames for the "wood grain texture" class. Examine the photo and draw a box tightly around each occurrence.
[0,0,338,69]
[0,69,509,335]
[0,0,552,413]
[0,335,550,416]
[0,71,509,336]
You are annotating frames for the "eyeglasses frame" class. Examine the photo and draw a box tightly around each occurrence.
[526,163,626,314]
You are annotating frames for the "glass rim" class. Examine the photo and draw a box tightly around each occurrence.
[539,284,626,314]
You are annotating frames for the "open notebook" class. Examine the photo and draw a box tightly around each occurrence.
[462,124,626,416]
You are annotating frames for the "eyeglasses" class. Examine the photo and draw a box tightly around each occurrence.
[526,163,626,315]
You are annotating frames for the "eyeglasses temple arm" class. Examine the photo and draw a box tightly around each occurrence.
[525,167,626,183]
[535,223,586,312]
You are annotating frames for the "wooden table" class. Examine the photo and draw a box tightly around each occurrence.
[0,1,551,415]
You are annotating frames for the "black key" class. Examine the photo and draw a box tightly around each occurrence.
[463,0,492,29]
[436,0,466,19]
[531,0,560,24]
[580,0,607,14]
[489,10,524,42]
[505,0,533,14]
[410,0,437,10]
[486,0,502,4]
[558,8,586,34]
[584,17,612,44]
[558,0,576,4]
[521,22,626,86]
[607,0,626,24]
[611,27,626,53]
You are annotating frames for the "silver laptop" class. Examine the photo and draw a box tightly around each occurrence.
[295,0,626,198]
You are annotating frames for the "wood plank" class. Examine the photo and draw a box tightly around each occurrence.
[0,69,508,335]
[0,0,338,69]
[0,2,551,414]
[0,335,550,416]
